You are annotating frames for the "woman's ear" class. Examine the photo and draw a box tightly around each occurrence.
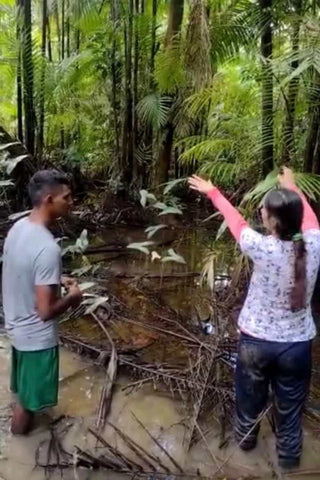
[266,215,277,234]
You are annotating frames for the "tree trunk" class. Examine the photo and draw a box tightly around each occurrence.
[145,0,157,181]
[60,0,65,149]
[54,0,61,61]
[304,71,320,172]
[165,0,184,46]
[154,0,184,188]
[281,0,302,163]
[75,0,81,53]
[110,0,121,165]
[150,0,157,82]
[66,0,70,57]
[158,124,174,185]
[260,0,273,176]
[19,0,36,156]
[132,0,140,186]
[121,0,134,186]
[47,16,52,61]
[61,0,65,60]
[312,127,320,174]
[37,0,48,160]
[16,0,23,142]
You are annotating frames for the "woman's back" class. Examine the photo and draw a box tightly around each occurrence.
[188,169,320,469]
[239,227,320,341]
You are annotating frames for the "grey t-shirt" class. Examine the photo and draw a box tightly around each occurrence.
[2,218,61,351]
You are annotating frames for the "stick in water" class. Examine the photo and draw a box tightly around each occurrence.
[131,411,184,473]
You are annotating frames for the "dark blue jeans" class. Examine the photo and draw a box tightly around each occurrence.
[235,332,312,463]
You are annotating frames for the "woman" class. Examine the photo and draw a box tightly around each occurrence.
[189,167,320,470]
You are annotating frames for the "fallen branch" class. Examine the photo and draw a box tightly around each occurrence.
[88,428,143,472]
[212,404,272,476]
[131,411,185,474]
[195,420,222,472]
[92,314,118,430]
[115,272,200,279]
[106,420,171,473]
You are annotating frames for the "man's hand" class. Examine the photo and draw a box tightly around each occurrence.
[68,283,82,308]
[61,276,77,289]
[278,167,296,189]
[36,280,82,321]
[188,175,214,195]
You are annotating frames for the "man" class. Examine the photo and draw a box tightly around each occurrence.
[2,170,82,434]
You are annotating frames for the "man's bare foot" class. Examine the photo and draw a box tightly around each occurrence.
[11,403,33,435]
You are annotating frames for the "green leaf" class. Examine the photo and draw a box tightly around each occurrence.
[153,201,167,210]
[295,173,320,201]
[0,154,30,175]
[78,282,96,291]
[216,220,228,240]
[83,295,109,314]
[163,178,187,195]
[0,180,14,187]
[242,170,278,206]
[161,249,186,264]
[201,211,221,223]
[137,94,172,130]
[72,265,93,276]
[75,229,89,252]
[139,189,157,208]
[144,224,167,239]
[127,241,155,255]
[158,206,183,216]
[0,142,20,151]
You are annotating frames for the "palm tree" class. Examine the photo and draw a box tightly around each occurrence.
[18,0,36,155]
[260,0,273,175]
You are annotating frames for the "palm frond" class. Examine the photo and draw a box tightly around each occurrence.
[155,39,186,93]
[137,94,172,130]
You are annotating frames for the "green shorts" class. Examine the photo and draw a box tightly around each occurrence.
[11,346,59,412]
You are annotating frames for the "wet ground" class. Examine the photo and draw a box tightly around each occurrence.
[1,334,320,479]
[1,223,320,478]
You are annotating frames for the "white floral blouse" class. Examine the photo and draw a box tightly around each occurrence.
[238,227,320,342]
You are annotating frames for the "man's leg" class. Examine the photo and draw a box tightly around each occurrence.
[11,404,33,435]
[273,341,312,469]
[235,333,270,450]
[10,347,33,434]
[10,346,59,434]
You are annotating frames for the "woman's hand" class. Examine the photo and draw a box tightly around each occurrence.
[277,167,296,189]
[188,175,214,195]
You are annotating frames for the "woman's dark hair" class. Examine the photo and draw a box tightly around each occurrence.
[28,169,70,207]
[264,188,306,312]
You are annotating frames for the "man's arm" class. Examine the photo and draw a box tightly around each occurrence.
[34,244,82,321]
[35,283,82,321]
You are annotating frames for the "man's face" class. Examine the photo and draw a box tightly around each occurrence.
[47,184,73,219]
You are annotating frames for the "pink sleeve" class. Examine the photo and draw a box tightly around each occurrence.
[286,183,319,231]
[207,188,248,242]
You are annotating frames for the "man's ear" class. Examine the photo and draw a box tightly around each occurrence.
[44,194,54,205]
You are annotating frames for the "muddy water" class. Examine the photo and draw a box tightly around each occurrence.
[62,224,237,369]
[73,224,235,317]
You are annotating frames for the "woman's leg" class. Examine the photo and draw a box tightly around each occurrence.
[235,333,270,450]
[273,340,312,469]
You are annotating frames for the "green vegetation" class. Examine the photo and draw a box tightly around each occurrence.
[2,0,320,200]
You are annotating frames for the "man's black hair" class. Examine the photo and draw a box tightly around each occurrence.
[28,169,70,207]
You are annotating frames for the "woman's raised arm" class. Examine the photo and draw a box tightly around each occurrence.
[188,175,248,242]
[277,168,319,232]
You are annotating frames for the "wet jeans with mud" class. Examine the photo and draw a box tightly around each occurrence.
[235,332,312,468]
